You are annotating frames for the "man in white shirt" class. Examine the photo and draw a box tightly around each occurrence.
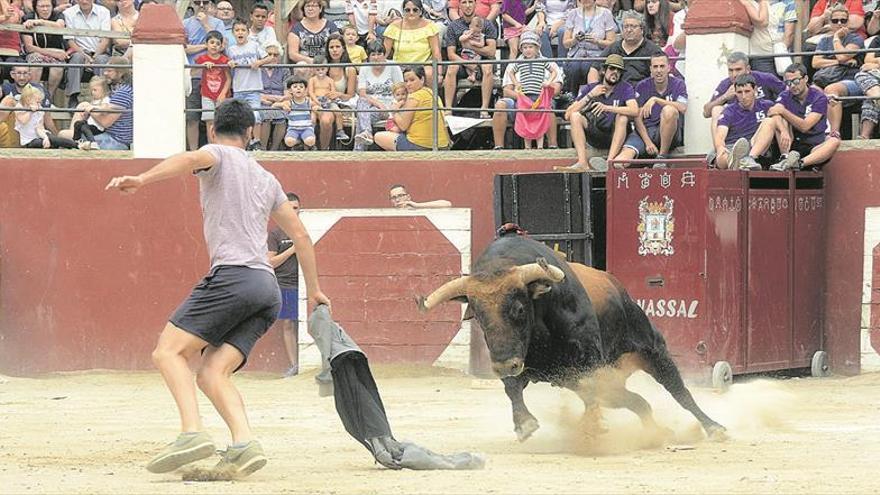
[63,0,112,108]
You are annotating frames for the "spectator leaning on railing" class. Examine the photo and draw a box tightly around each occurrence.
[22,0,66,98]
[259,38,290,150]
[183,0,224,151]
[444,0,497,117]
[374,65,449,151]
[79,55,131,150]
[562,0,617,93]
[63,0,112,109]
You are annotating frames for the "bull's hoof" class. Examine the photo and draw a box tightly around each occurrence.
[705,424,729,442]
[515,417,540,442]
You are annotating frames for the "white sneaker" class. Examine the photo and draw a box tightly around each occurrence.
[588,156,608,172]
[769,150,801,171]
[729,138,751,170]
[354,130,374,146]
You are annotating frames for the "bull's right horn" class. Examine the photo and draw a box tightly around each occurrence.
[417,276,473,312]
[517,258,565,285]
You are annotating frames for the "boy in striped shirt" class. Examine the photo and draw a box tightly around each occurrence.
[273,77,317,150]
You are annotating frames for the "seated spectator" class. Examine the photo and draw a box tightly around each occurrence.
[444,0,497,116]
[534,0,575,59]
[288,0,338,65]
[819,5,866,136]
[15,84,78,148]
[423,0,451,42]
[868,4,880,37]
[558,54,638,171]
[22,0,65,98]
[352,40,404,151]
[768,0,796,54]
[613,52,685,168]
[0,0,23,78]
[342,25,367,64]
[389,184,451,208]
[0,88,19,148]
[249,3,277,45]
[183,0,224,150]
[260,39,289,150]
[374,65,450,151]
[57,75,110,149]
[63,0,112,109]
[643,0,671,46]
[314,32,358,148]
[737,0,776,75]
[215,0,236,45]
[587,10,661,86]
[2,64,58,134]
[474,0,501,21]
[110,0,137,59]
[374,0,402,37]
[501,0,533,60]
[707,73,775,170]
[703,51,784,141]
[492,46,563,149]
[80,55,132,150]
[562,0,617,94]
[273,77,317,150]
[193,30,230,144]
[383,0,442,83]
[346,0,379,43]
[745,63,841,171]
[807,0,865,38]
[853,39,880,139]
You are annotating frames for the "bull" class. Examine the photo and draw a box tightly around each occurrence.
[418,232,725,442]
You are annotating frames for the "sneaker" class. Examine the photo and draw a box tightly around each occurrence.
[146,432,215,473]
[77,140,92,151]
[705,149,718,168]
[729,137,750,170]
[553,163,587,172]
[738,155,762,171]
[588,156,608,172]
[283,364,299,378]
[354,130,374,146]
[336,129,350,141]
[653,155,668,169]
[246,141,262,151]
[214,441,267,478]
[769,151,801,171]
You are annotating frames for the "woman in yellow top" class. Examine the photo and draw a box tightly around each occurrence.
[375,66,450,151]
[382,0,443,82]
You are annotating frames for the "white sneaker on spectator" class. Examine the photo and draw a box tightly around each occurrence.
[336,129,350,141]
[769,151,801,171]
[738,155,762,171]
[588,156,608,172]
[729,138,750,170]
[354,130,374,146]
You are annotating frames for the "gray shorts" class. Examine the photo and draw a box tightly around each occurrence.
[170,265,281,371]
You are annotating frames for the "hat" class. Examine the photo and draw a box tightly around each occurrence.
[603,54,625,70]
[520,30,541,48]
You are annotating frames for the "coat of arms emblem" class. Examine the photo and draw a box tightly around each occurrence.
[637,196,675,256]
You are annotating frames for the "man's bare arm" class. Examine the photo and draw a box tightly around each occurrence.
[271,201,330,309]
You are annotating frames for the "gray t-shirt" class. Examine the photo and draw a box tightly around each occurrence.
[196,144,287,273]
[227,40,267,92]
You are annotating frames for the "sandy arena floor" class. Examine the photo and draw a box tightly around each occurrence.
[1,366,878,494]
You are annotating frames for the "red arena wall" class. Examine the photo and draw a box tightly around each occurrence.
[0,149,877,374]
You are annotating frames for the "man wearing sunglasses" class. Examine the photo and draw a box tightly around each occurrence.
[740,63,841,171]
[184,0,225,150]
[586,10,662,85]
[807,0,866,38]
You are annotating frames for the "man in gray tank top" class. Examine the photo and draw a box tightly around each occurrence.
[106,99,331,478]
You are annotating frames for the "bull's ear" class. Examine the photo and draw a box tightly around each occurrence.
[529,282,552,299]
[462,304,475,320]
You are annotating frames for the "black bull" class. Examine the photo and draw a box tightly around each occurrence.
[418,235,725,442]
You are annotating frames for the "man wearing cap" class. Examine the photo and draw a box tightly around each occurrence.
[249,3,278,46]
[560,53,638,171]
[587,10,661,86]
[444,0,498,116]
[613,52,687,169]
[184,0,225,150]
[491,32,563,149]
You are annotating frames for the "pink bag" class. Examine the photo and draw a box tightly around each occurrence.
[514,86,555,141]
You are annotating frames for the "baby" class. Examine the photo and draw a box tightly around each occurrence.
[459,16,485,83]
[308,54,347,140]
[386,81,408,133]
[343,25,367,65]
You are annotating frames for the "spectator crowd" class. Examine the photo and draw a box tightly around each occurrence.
[0,0,877,168]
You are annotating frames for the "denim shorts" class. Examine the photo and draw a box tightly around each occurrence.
[841,79,864,97]
[285,126,315,142]
[623,124,684,158]
[395,133,432,151]
[234,91,263,124]
[170,265,281,371]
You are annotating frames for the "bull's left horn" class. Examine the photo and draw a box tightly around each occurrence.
[517,258,565,285]
[417,276,473,312]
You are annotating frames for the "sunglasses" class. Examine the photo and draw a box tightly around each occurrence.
[193,0,211,5]
[404,7,421,13]
[783,76,804,87]
[830,18,847,24]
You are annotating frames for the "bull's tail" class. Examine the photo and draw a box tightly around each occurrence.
[625,303,726,437]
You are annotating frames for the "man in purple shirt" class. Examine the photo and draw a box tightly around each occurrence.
[703,52,786,139]
[557,54,638,172]
[743,63,841,171]
[615,53,687,169]
[709,73,777,170]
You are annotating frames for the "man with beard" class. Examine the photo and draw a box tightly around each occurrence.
[444,0,498,116]
[741,63,841,171]
[614,52,687,169]
[2,65,58,134]
[708,73,776,170]
[80,56,132,150]
[558,54,638,172]
[586,10,661,85]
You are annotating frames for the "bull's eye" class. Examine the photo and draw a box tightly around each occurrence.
[508,300,526,321]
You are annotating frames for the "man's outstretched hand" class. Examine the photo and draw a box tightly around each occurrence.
[310,291,332,312]
[105,175,145,194]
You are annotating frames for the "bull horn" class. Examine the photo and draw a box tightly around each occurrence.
[517,257,565,285]
[417,276,473,312]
